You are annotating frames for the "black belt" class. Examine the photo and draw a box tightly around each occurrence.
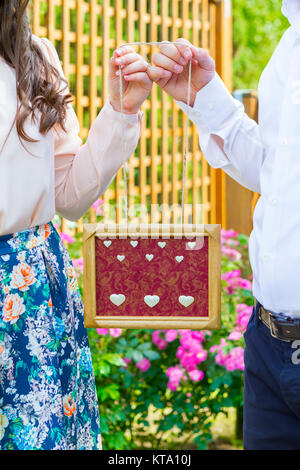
[256,299,300,342]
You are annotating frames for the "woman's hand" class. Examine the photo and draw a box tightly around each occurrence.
[146,39,215,107]
[109,46,153,114]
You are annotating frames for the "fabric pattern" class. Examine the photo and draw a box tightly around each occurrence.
[95,236,209,317]
[0,220,101,450]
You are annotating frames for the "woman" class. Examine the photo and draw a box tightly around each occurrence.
[0,0,152,450]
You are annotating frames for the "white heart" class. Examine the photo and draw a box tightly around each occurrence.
[130,241,138,247]
[144,295,160,308]
[158,242,166,248]
[110,294,126,306]
[104,240,112,247]
[1,254,9,261]
[117,255,125,262]
[176,256,184,263]
[179,296,195,307]
[146,254,154,261]
[187,242,196,250]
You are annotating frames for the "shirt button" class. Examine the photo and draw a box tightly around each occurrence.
[208,103,214,110]
[270,197,278,205]
[263,254,272,262]
[280,138,289,145]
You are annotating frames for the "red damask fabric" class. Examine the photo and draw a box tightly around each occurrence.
[95,236,209,317]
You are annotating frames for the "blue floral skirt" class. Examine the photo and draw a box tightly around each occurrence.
[0,220,101,450]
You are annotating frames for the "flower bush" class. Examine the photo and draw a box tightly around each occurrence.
[54,201,254,450]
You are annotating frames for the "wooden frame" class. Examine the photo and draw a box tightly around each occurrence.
[83,223,221,329]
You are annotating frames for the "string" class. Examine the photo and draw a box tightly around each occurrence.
[118,41,192,225]
[119,57,128,222]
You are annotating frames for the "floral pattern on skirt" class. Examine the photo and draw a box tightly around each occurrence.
[0,221,101,450]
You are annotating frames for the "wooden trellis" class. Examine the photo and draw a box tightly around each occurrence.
[27,0,232,242]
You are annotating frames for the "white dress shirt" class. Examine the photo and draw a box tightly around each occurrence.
[175,1,300,317]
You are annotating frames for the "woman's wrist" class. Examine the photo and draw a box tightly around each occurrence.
[109,98,140,115]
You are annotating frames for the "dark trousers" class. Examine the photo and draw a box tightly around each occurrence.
[243,300,300,449]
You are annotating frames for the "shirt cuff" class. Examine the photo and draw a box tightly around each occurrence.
[175,72,242,132]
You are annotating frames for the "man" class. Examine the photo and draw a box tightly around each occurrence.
[146,0,300,450]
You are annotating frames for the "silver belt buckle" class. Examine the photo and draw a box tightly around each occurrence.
[269,313,280,339]
[269,311,295,342]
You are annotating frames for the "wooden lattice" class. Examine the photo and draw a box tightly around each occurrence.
[27,0,231,242]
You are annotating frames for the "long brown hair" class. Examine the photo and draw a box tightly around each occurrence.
[0,0,73,156]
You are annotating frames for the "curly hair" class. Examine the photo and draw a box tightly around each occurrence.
[0,0,73,157]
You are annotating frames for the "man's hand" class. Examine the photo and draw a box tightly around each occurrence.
[146,38,215,107]
[109,46,153,114]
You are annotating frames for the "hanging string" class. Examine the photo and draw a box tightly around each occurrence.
[118,41,192,225]
[119,57,128,222]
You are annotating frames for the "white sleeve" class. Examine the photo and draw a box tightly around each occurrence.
[175,72,265,194]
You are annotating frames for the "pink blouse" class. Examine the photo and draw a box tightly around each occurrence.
[0,35,143,236]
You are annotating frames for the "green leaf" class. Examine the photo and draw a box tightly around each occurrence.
[143,350,160,360]
[132,350,144,363]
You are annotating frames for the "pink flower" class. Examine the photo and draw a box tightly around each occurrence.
[122,357,132,365]
[186,392,191,398]
[73,257,83,273]
[152,330,168,349]
[166,366,185,391]
[237,278,252,290]
[190,331,205,342]
[215,349,227,366]
[59,232,75,244]
[166,366,185,381]
[136,358,151,372]
[228,331,243,341]
[236,304,253,330]
[221,229,239,239]
[109,328,122,337]
[96,328,108,335]
[157,340,168,350]
[203,330,213,337]
[165,330,178,342]
[210,338,230,367]
[92,198,104,216]
[222,270,241,281]
[222,273,252,294]
[225,238,240,246]
[222,245,242,261]
[167,381,179,391]
[188,369,204,381]
[224,347,244,371]
[196,350,207,361]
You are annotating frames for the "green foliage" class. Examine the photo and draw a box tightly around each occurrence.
[232,0,289,89]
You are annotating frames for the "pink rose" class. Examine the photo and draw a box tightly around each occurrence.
[96,328,108,335]
[59,232,75,244]
[188,370,204,381]
[136,358,151,372]
[228,331,243,341]
[109,328,122,337]
[165,330,178,342]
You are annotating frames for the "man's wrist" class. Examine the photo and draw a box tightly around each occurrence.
[180,75,215,108]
